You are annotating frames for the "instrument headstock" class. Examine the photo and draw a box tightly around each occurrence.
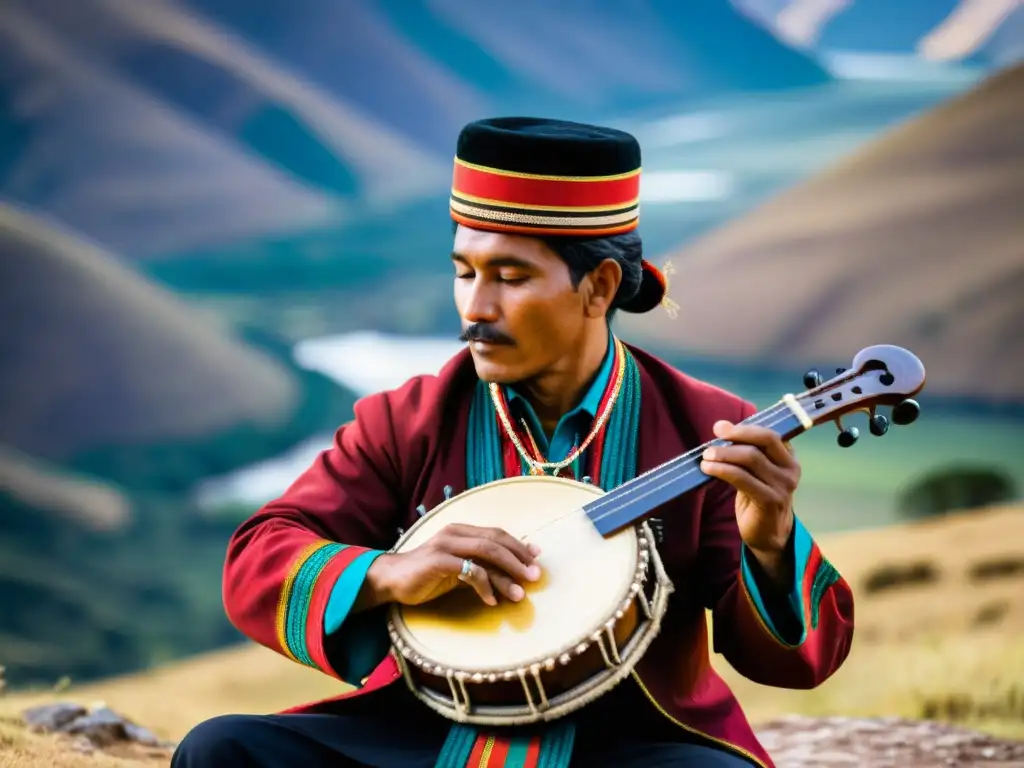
[791,344,926,447]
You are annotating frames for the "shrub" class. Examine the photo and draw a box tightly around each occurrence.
[897,465,1017,520]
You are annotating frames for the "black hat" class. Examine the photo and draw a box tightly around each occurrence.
[451,117,668,314]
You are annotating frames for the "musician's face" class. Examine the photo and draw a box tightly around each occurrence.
[452,225,613,384]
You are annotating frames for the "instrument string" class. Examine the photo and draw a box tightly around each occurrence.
[517,398,799,544]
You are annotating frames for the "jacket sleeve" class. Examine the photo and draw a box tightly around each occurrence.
[697,399,855,689]
[221,389,407,687]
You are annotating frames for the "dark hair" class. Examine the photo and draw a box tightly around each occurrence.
[451,223,643,320]
[539,231,643,320]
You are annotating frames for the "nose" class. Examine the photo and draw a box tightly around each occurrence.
[458,277,500,325]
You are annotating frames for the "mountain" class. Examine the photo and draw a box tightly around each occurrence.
[619,63,1024,403]
[182,0,833,145]
[0,203,299,472]
[0,447,130,532]
[0,1,443,259]
[0,202,362,687]
[0,0,830,262]
[733,0,1024,67]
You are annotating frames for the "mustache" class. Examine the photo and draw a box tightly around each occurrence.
[459,323,515,346]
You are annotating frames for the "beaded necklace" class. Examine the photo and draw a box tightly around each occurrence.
[487,337,627,476]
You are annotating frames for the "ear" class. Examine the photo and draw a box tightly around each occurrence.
[583,259,622,318]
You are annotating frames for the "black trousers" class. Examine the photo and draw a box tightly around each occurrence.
[171,683,753,768]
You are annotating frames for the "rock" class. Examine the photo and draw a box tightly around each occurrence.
[61,705,132,747]
[755,716,1024,767]
[20,701,176,752]
[21,702,87,732]
[123,721,165,747]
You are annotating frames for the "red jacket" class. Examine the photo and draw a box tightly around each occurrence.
[222,345,855,768]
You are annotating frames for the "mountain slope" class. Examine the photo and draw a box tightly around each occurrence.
[0,203,334,688]
[0,0,830,261]
[620,63,1024,402]
[0,203,300,465]
[733,0,1023,66]
[0,448,130,531]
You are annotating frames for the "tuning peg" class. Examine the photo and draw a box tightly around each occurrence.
[837,426,859,448]
[892,398,921,426]
[803,369,823,388]
[868,413,890,436]
[415,504,427,517]
[443,485,454,500]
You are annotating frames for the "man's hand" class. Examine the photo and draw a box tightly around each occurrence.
[361,523,542,610]
[700,420,799,584]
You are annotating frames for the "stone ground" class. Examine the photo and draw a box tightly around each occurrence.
[755,716,1024,767]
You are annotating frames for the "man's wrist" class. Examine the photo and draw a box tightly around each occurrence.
[353,553,397,612]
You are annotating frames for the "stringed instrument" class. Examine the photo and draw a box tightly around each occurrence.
[387,344,926,726]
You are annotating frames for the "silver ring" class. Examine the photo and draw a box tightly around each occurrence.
[458,558,474,582]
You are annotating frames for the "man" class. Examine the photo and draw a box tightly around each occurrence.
[173,117,854,768]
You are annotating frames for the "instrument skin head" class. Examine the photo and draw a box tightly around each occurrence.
[391,476,626,671]
[387,475,674,725]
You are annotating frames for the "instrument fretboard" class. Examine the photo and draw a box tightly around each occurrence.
[581,407,806,537]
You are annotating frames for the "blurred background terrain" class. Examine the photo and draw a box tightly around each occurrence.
[1,0,1022,751]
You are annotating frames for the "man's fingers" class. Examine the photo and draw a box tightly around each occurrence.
[445,524,541,565]
[700,460,783,507]
[446,537,542,585]
[485,568,526,603]
[464,562,498,606]
[439,553,497,606]
[712,421,796,468]
[702,443,775,481]
[432,525,543,606]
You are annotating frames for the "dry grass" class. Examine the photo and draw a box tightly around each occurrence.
[715,505,1024,740]
[1,505,1022,767]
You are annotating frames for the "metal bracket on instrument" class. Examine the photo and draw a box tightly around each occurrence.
[517,668,543,715]
[636,585,653,620]
[597,626,622,669]
[647,517,665,545]
[446,670,471,718]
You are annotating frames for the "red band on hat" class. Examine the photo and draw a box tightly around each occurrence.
[452,159,640,211]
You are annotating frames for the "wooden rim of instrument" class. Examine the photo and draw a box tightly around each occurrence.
[386,478,675,725]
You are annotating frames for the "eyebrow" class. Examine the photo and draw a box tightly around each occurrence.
[450,252,536,270]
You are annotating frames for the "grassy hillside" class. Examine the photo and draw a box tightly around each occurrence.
[717,504,1024,738]
[2,504,1021,766]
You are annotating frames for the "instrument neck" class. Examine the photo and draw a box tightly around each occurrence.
[582,401,808,537]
